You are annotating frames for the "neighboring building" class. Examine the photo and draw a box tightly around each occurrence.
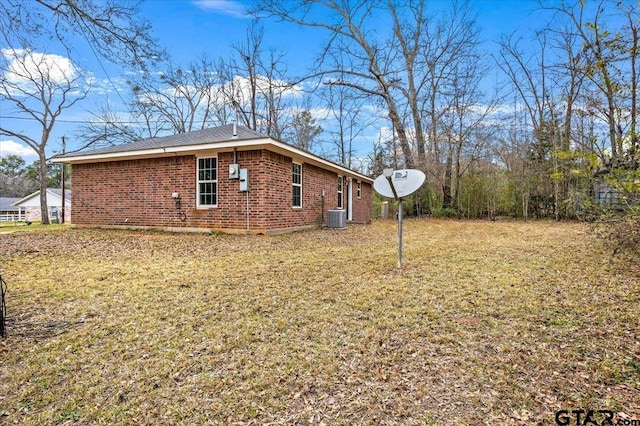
[0,197,24,222]
[593,180,639,209]
[11,189,71,223]
[53,125,372,234]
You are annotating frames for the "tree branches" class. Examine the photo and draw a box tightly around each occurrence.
[1,0,164,69]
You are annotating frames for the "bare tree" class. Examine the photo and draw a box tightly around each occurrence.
[82,53,236,146]
[416,0,480,181]
[0,48,88,224]
[0,0,162,224]
[285,110,323,151]
[496,31,560,218]
[543,0,628,162]
[494,105,533,220]
[83,24,297,148]
[253,0,482,213]
[624,4,640,156]
[128,56,224,134]
[0,0,162,70]
[320,78,374,168]
[439,53,500,212]
[81,101,153,147]
[252,0,420,168]
[218,23,295,139]
[546,21,589,219]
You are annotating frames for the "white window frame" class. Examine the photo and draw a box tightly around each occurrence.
[337,176,343,209]
[357,181,362,199]
[197,156,218,208]
[292,163,302,208]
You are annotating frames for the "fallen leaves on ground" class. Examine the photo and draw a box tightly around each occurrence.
[0,219,638,425]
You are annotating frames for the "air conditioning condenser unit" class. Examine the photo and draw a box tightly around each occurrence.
[327,209,346,228]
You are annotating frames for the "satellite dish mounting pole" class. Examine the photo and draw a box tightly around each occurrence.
[397,197,403,269]
[385,173,399,200]
[384,170,402,270]
[374,168,425,272]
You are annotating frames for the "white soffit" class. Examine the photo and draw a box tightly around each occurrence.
[55,137,372,183]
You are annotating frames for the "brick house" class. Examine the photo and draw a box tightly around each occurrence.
[53,125,372,234]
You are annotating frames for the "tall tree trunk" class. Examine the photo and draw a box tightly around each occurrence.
[387,102,415,169]
[39,153,49,225]
[442,145,453,209]
[454,142,462,212]
[630,19,639,155]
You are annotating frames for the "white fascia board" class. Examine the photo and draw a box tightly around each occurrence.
[12,190,70,206]
[268,140,373,183]
[11,192,37,206]
[52,138,269,164]
[53,137,373,183]
[51,147,168,163]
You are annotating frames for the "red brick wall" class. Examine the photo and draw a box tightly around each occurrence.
[72,156,195,228]
[71,150,372,233]
[351,179,373,223]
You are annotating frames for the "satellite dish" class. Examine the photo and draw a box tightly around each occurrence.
[373,169,426,199]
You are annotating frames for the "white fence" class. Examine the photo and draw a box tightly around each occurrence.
[0,212,26,222]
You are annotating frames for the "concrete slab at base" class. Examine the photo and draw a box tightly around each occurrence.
[70,223,323,235]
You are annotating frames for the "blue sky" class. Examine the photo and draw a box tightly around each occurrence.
[0,0,542,164]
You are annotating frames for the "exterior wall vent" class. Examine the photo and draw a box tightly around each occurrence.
[327,209,346,228]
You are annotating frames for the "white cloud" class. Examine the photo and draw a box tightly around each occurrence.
[0,140,36,159]
[133,74,303,110]
[85,74,129,96]
[1,49,81,93]
[191,0,248,17]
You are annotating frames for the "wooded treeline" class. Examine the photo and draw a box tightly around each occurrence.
[1,0,638,222]
[250,0,639,220]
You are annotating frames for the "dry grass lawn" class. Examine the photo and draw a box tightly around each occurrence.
[0,219,638,425]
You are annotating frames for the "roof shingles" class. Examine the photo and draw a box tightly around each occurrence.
[58,124,267,158]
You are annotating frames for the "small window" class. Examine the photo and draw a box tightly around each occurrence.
[357,181,362,199]
[337,176,343,209]
[197,157,217,207]
[292,163,302,207]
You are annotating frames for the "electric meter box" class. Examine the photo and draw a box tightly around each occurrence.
[229,163,239,179]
